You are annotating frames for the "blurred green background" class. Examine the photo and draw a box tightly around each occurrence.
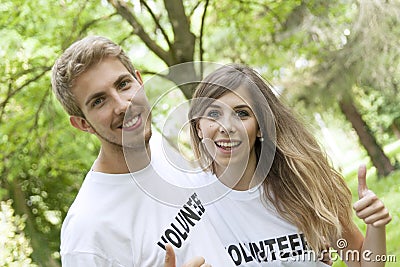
[0,0,399,266]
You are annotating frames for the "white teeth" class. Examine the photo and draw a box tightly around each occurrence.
[123,115,139,128]
[216,141,240,148]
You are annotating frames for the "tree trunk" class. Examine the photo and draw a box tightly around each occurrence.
[391,121,400,140]
[339,99,394,177]
[108,0,199,99]
[8,179,60,267]
[165,61,200,99]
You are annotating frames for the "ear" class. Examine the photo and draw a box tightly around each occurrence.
[70,116,95,134]
[256,129,262,138]
[196,121,203,139]
[135,70,143,85]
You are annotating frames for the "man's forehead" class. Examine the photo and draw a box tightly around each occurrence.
[72,58,131,101]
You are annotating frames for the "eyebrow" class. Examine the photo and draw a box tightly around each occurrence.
[84,73,133,107]
[208,104,222,109]
[207,104,251,109]
[113,73,132,89]
[85,92,105,107]
[233,104,251,109]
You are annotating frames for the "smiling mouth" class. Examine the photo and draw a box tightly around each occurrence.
[215,141,241,151]
[121,114,140,129]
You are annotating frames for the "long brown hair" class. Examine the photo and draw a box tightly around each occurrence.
[189,64,353,252]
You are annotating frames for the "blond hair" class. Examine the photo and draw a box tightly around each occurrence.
[189,64,353,252]
[51,36,137,117]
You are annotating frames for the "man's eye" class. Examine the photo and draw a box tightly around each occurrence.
[92,98,104,107]
[118,80,130,90]
[207,110,220,118]
[236,110,249,117]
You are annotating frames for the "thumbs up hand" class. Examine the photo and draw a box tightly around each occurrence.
[353,164,392,228]
[164,244,211,267]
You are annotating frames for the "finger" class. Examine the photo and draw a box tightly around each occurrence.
[355,196,384,217]
[182,256,206,267]
[362,208,390,224]
[372,215,392,227]
[321,252,332,265]
[353,190,377,211]
[357,164,368,199]
[164,244,176,267]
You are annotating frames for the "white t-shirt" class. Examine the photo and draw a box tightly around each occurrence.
[60,138,234,266]
[196,173,331,267]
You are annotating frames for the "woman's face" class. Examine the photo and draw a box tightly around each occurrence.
[196,86,261,173]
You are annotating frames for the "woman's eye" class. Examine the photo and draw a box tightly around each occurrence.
[207,110,220,118]
[236,110,249,117]
[92,98,104,107]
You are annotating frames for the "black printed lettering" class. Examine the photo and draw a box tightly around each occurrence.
[157,192,205,251]
[250,241,266,262]
[165,229,182,248]
[225,233,311,264]
[239,243,253,263]
[288,234,303,256]
[157,236,169,250]
[264,239,277,260]
[300,233,309,250]
[171,222,188,240]
[176,213,190,232]
[157,241,166,250]
[277,236,290,258]
[181,205,201,226]
[190,193,205,215]
[227,245,242,266]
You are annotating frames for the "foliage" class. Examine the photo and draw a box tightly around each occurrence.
[0,200,37,267]
[0,1,115,265]
[355,85,400,144]
[334,166,400,267]
[1,0,399,266]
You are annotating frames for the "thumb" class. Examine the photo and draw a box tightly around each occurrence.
[357,164,368,199]
[164,244,176,267]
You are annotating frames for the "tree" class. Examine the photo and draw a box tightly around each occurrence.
[108,0,211,99]
[0,1,121,265]
[211,0,398,176]
[302,0,398,176]
[1,1,399,266]
[0,200,37,266]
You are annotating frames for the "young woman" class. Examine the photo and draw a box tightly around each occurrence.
[188,64,391,266]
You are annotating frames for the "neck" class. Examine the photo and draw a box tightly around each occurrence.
[215,153,258,191]
[93,143,151,174]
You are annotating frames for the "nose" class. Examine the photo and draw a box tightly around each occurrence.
[219,115,236,135]
[113,94,130,115]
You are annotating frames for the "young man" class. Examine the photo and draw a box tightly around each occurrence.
[51,36,233,267]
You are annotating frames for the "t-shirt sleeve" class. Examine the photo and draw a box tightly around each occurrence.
[61,252,122,267]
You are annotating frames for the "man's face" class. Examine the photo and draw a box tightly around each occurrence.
[70,56,152,149]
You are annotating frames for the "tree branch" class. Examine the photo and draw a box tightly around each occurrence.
[108,0,173,65]
[163,0,196,62]
[188,1,202,18]
[239,0,284,26]
[78,13,118,37]
[33,90,51,138]
[0,66,52,124]
[140,70,169,80]
[139,0,173,51]
[199,0,210,77]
